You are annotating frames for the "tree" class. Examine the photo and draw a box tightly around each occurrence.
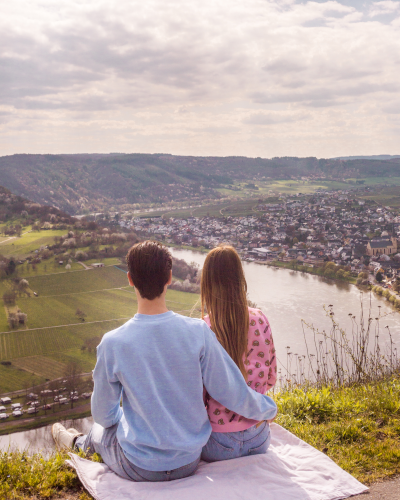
[18,278,29,295]
[7,259,16,275]
[376,272,383,283]
[64,361,82,409]
[336,269,345,280]
[8,312,18,329]
[17,311,27,324]
[3,291,16,305]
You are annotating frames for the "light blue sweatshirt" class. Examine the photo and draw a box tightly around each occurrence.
[91,311,277,471]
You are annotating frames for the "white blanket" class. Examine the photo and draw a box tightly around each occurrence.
[66,423,368,500]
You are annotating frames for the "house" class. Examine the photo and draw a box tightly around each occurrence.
[0,397,11,404]
[366,237,398,257]
[92,263,105,268]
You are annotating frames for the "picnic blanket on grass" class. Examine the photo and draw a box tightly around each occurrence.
[66,423,368,500]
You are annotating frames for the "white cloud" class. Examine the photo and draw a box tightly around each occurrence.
[0,0,400,157]
[369,1,400,17]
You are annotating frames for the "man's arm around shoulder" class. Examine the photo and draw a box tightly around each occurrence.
[200,324,277,422]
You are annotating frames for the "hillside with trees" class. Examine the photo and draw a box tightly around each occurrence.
[1,153,400,214]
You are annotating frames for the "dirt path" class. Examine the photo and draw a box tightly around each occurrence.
[352,476,400,499]
[77,261,91,270]
[0,316,131,335]
[0,230,31,246]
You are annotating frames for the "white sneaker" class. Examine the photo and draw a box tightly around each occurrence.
[52,423,77,449]
[66,427,84,438]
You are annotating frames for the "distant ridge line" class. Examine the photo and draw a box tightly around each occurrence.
[332,155,400,161]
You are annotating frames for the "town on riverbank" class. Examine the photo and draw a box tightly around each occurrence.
[122,190,400,290]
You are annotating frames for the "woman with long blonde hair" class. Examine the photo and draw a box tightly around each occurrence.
[201,245,277,462]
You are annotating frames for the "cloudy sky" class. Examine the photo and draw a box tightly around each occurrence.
[1,0,400,158]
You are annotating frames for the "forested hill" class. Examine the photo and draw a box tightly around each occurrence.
[1,153,400,215]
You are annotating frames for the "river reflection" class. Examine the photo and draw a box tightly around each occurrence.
[170,247,400,366]
[0,417,93,455]
[2,247,400,452]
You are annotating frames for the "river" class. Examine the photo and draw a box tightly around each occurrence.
[1,247,399,453]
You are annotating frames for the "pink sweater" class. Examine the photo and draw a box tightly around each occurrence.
[204,307,277,432]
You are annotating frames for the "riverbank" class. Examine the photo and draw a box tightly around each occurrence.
[168,242,209,253]
[372,285,400,311]
[170,244,359,285]
[0,404,92,436]
[259,259,358,285]
[2,376,400,499]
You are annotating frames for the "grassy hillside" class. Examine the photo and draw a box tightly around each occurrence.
[1,153,400,214]
[0,221,200,395]
[0,263,200,393]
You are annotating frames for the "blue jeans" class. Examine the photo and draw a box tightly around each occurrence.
[75,423,200,482]
[201,421,270,462]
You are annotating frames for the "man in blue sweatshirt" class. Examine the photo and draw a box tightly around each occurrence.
[52,241,277,481]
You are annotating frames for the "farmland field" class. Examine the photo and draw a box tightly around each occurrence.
[0,229,66,258]
[0,224,202,395]
[27,266,128,296]
[16,288,134,328]
[0,262,200,393]
[358,184,400,207]
[0,363,45,393]
[12,356,68,379]
[161,196,282,219]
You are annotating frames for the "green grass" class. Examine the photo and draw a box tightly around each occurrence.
[0,449,82,499]
[14,288,134,329]
[51,348,97,374]
[0,326,81,362]
[0,230,67,258]
[0,364,45,393]
[358,184,400,207]
[160,196,282,219]
[1,378,400,498]
[84,258,121,266]
[27,266,128,296]
[19,260,83,277]
[11,356,68,380]
[275,377,400,484]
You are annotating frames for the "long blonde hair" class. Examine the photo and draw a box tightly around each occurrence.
[201,245,249,378]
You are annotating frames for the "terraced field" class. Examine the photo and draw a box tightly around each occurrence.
[0,326,80,360]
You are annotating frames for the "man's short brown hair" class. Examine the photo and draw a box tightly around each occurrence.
[126,241,172,300]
